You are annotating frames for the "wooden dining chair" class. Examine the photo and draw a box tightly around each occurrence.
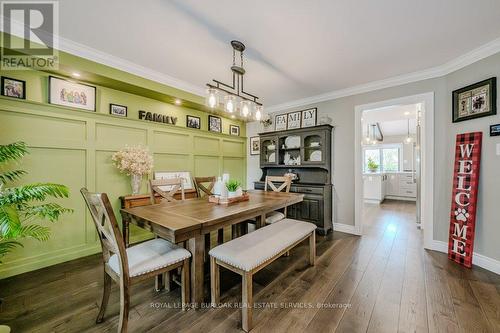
[193,176,226,255]
[193,176,216,198]
[150,177,185,204]
[264,175,292,223]
[81,188,191,333]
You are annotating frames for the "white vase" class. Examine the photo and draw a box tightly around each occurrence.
[227,191,238,198]
[130,174,142,195]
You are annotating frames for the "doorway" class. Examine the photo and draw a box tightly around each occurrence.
[354,93,434,249]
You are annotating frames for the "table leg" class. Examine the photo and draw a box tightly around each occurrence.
[188,234,205,306]
[255,213,266,229]
[122,215,130,248]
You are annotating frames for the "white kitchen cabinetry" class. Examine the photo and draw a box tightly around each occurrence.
[364,172,416,203]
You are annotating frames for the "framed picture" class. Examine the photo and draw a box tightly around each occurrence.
[490,124,500,137]
[301,108,317,127]
[452,77,496,123]
[230,124,240,136]
[208,115,221,132]
[186,115,201,129]
[1,77,25,99]
[250,136,260,155]
[287,111,301,129]
[154,171,193,190]
[109,103,127,117]
[275,114,287,131]
[49,76,96,111]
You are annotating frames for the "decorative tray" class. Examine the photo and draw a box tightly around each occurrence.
[209,193,250,205]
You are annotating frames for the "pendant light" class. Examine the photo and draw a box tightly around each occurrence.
[205,40,263,121]
[405,119,412,143]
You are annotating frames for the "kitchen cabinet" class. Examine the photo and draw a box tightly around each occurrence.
[364,172,416,203]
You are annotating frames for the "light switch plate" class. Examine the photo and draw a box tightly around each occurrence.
[497,143,500,156]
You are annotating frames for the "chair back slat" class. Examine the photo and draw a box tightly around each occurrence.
[80,188,129,276]
[265,176,292,193]
[264,176,292,216]
[150,178,185,203]
[194,176,216,198]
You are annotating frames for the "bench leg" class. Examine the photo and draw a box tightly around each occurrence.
[309,231,316,266]
[155,273,164,291]
[181,259,190,310]
[242,272,253,332]
[210,256,220,306]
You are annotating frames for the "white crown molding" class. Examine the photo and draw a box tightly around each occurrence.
[57,35,206,97]
[1,19,206,97]
[267,37,500,112]
[429,240,500,275]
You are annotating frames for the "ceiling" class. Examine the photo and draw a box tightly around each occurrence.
[362,104,418,137]
[57,0,500,107]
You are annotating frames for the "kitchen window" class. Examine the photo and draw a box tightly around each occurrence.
[363,145,401,172]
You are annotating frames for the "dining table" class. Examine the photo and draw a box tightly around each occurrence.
[120,190,304,305]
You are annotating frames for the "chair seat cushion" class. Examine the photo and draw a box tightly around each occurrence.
[108,239,191,277]
[265,211,285,224]
[209,219,316,272]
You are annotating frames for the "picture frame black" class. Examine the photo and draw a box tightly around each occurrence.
[490,124,500,137]
[250,136,260,155]
[229,124,240,136]
[208,115,222,132]
[48,75,96,111]
[186,115,201,129]
[1,76,26,99]
[109,103,127,117]
[452,77,496,123]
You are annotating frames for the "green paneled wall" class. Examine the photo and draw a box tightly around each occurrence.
[0,71,247,278]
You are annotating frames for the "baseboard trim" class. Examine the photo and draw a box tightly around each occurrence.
[333,223,361,236]
[364,199,382,204]
[428,240,500,275]
[384,195,416,202]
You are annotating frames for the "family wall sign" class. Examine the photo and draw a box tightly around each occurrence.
[447,132,482,268]
[138,110,178,125]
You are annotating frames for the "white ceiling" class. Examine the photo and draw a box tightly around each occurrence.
[362,104,418,137]
[57,0,500,107]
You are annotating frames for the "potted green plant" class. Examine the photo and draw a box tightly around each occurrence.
[367,157,379,172]
[0,142,73,331]
[225,179,242,198]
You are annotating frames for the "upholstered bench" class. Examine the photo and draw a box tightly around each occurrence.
[209,218,317,332]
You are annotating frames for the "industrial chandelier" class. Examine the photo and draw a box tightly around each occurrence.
[205,40,263,121]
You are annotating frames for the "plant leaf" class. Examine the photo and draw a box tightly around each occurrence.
[0,205,21,236]
[0,183,70,206]
[23,203,73,222]
[0,142,28,163]
[18,224,51,241]
[0,240,23,262]
[0,169,27,185]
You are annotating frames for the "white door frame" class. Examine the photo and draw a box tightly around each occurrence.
[354,92,434,249]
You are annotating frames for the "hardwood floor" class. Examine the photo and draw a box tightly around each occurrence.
[1,200,499,332]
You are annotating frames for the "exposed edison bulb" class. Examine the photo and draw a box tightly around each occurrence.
[206,88,218,108]
[239,100,253,118]
[405,136,412,143]
[255,105,263,121]
[225,95,239,113]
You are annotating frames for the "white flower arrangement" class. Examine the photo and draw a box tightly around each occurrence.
[112,145,154,176]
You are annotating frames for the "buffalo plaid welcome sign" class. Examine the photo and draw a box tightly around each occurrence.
[448,132,482,268]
